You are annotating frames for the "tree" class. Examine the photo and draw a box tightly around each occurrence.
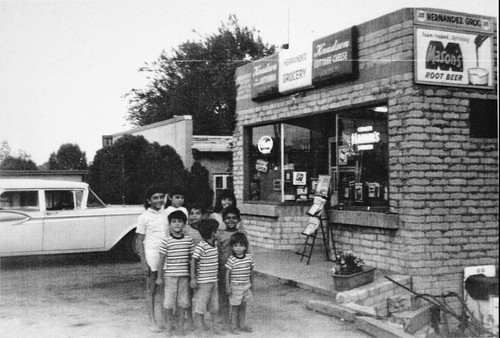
[126,15,275,135]
[49,143,88,170]
[186,161,213,208]
[0,155,38,170]
[88,135,189,205]
[0,140,12,162]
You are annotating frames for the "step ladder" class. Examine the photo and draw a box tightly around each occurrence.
[296,228,318,265]
[297,213,339,265]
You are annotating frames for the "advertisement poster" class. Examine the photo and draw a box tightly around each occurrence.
[293,171,307,185]
[315,175,331,198]
[338,146,348,165]
[415,28,494,89]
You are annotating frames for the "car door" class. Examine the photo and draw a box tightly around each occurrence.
[0,189,44,255]
[42,189,106,252]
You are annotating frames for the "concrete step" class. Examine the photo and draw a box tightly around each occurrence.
[388,305,432,334]
[333,269,412,317]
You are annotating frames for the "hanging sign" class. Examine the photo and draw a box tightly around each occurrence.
[278,46,313,94]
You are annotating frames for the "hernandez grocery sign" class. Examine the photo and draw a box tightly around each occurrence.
[414,9,494,89]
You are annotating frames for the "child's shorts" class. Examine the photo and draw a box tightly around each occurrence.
[163,276,190,309]
[145,249,161,272]
[193,282,219,315]
[229,282,253,306]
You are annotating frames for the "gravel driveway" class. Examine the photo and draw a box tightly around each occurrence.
[0,253,369,338]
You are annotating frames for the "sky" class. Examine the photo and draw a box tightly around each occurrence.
[0,0,497,166]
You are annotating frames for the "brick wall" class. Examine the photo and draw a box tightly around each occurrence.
[234,7,498,298]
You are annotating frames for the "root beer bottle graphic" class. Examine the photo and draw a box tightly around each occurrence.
[426,41,463,71]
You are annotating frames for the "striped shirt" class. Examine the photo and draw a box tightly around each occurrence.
[192,240,219,283]
[225,253,255,284]
[184,223,204,246]
[158,234,194,277]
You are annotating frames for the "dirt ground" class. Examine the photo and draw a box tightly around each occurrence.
[0,252,370,338]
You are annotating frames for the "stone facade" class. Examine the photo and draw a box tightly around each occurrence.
[234,7,498,297]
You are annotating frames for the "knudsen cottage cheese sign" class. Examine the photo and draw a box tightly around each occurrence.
[251,27,356,101]
[414,9,495,89]
[312,27,356,86]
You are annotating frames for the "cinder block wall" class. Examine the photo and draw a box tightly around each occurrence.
[234,8,498,297]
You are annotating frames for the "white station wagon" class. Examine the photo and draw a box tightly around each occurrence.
[0,179,144,258]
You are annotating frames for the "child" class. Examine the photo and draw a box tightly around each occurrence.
[217,206,245,328]
[209,189,240,230]
[218,206,244,264]
[135,185,168,332]
[184,203,206,245]
[225,232,255,333]
[156,210,194,335]
[182,203,207,330]
[190,219,222,335]
[164,186,189,219]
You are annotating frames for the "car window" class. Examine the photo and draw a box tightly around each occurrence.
[87,188,106,208]
[45,190,77,210]
[0,190,40,211]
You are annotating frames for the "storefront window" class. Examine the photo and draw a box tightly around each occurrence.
[335,109,388,210]
[245,105,388,210]
[249,124,281,201]
[283,123,311,201]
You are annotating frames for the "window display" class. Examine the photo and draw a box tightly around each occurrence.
[245,106,388,211]
[336,109,388,210]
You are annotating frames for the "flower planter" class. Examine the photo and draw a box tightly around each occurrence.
[331,266,376,292]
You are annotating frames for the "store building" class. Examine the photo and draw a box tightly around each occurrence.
[234,7,498,295]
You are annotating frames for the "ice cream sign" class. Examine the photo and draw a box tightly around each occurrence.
[414,9,494,89]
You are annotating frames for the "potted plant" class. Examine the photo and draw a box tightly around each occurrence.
[331,251,376,292]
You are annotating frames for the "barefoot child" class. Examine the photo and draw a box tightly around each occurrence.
[217,206,244,328]
[156,210,194,335]
[135,185,168,332]
[225,232,255,333]
[190,219,222,335]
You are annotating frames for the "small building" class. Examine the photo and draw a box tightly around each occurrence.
[104,115,233,201]
[233,7,498,296]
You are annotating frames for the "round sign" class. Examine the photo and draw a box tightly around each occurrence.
[258,136,273,154]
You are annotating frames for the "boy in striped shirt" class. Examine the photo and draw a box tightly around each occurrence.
[156,210,194,335]
[225,232,255,333]
[190,219,221,335]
